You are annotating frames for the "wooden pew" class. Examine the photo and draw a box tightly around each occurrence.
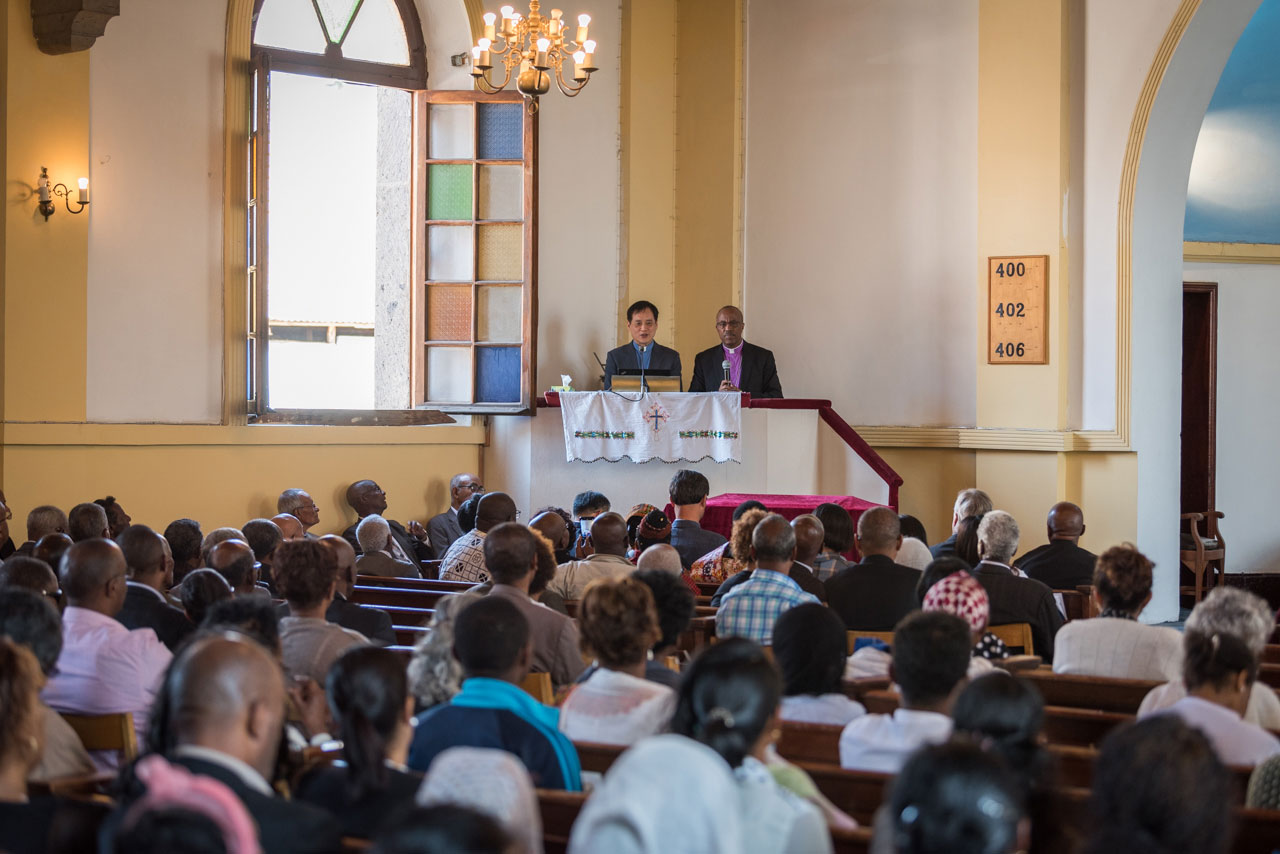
[696,581,720,597]
[1263,644,1280,665]
[355,574,475,592]
[564,599,717,619]
[677,615,716,654]
[1016,669,1161,714]
[1260,662,1280,690]
[393,624,427,646]
[364,604,434,627]
[1057,588,1086,622]
[841,677,891,703]
[350,585,458,609]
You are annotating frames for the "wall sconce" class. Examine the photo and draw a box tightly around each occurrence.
[37,166,90,221]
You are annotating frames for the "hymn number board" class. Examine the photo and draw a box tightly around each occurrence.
[987,255,1048,365]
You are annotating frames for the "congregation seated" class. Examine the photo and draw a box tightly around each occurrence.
[68,501,111,542]
[415,747,542,852]
[972,511,1064,661]
[108,633,343,854]
[407,609,463,712]
[355,514,422,578]
[632,508,673,559]
[0,589,95,782]
[668,470,728,570]
[569,490,612,559]
[270,512,304,542]
[789,514,829,601]
[407,595,583,790]
[885,741,1026,854]
[1251,753,1280,809]
[1083,715,1231,854]
[206,537,263,598]
[1014,501,1098,590]
[1139,628,1280,766]
[275,538,369,684]
[116,524,193,651]
[439,492,519,583]
[825,506,921,631]
[559,576,676,745]
[12,504,67,558]
[691,499,766,583]
[929,487,993,559]
[243,517,284,594]
[632,567,695,688]
[162,518,203,583]
[0,555,59,601]
[341,479,432,563]
[41,538,172,769]
[895,537,933,571]
[95,496,132,540]
[203,595,284,656]
[33,535,74,578]
[711,508,825,605]
[811,502,855,581]
[530,507,575,567]
[622,502,659,561]
[548,511,634,599]
[426,472,482,559]
[319,534,396,644]
[634,541,682,575]
[176,567,232,625]
[773,603,866,725]
[295,647,422,838]
[1053,543,1183,680]
[839,611,971,773]
[373,803,515,854]
[0,637,110,854]
[277,487,320,539]
[716,513,822,644]
[1138,586,1280,728]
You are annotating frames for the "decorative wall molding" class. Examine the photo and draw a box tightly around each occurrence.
[31,0,119,55]
[854,426,1130,453]
[1184,241,1280,264]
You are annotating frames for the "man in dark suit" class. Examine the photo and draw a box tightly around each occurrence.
[603,299,682,390]
[341,479,433,566]
[688,305,783,398]
[1014,501,1098,590]
[116,524,193,651]
[930,488,993,558]
[427,472,482,559]
[319,535,394,645]
[826,507,922,631]
[668,470,727,569]
[972,510,1065,662]
[108,633,342,854]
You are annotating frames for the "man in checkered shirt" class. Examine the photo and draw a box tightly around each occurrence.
[439,492,519,584]
[715,513,820,644]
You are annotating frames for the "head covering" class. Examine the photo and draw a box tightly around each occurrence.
[896,537,933,571]
[418,747,543,854]
[568,734,743,854]
[627,503,659,522]
[923,570,990,636]
[121,755,259,854]
[1249,753,1280,810]
[638,510,672,542]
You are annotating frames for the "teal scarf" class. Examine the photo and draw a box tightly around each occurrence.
[450,677,582,791]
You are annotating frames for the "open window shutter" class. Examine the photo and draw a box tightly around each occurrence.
[247,53,271,418]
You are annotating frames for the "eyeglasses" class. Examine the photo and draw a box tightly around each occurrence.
[463,483,485,493]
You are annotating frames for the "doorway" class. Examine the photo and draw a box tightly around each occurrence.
[1181,282,1218,516]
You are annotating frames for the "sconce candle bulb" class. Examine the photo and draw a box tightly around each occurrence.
[37,167,91,221]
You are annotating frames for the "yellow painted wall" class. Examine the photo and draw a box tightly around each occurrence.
[877,448,976,544]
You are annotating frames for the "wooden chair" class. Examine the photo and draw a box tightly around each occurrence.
[62,712,138,761]
[988,622,1034,656]
[846,630,894,654]
[520,671,555,704]
[1180,510,1226,605]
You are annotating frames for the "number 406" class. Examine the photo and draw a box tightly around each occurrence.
[995,342,1025,358]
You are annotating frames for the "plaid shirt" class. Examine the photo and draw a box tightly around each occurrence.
[439,531,489,584]
[715,569,820,644]
[811,552,851,582]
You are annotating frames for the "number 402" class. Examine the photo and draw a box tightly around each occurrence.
[994,302,1025,318]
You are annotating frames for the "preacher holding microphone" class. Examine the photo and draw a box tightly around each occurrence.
[722,359,732,387]
[639,343,649,393]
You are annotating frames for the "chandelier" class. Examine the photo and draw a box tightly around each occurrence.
[470,1,598,106]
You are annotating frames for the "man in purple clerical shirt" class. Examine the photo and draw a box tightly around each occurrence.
[688,305,784,398]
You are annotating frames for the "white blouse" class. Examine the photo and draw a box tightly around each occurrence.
[1052,617,1183,681]
[1147,696,1280,767]
[558,668,676,746]
[779,693,866,726]
[735,756,833,854]
[1139,679,1280,730]
[838,708,953,774]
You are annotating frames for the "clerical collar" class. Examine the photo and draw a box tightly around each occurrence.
[723,344,741,355]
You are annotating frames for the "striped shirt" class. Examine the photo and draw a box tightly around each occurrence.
[715,569,820,644]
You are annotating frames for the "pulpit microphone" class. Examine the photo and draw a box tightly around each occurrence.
[639,343,649,394]
[722,359,731,386]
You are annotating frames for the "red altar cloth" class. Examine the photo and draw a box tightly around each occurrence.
[665,493,882,560]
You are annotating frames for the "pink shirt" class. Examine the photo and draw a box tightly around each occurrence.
[42,606,172,769]
[723,344,743,389]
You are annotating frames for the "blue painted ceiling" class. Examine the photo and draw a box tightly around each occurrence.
[1185,0,1280,244]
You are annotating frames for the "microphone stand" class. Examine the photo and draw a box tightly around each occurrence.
[639,343,649,395]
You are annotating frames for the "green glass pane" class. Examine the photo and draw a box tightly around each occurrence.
[314,0,361,43]
[429,164,473,221]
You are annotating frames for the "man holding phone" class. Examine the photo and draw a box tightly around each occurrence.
[570,491,610,559]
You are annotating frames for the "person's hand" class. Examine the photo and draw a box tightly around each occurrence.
[408,520,428,542]
[575,534,595,558]
[718,380,741,392]
[287,677,330,739]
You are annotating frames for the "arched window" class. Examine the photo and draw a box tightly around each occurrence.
[248,0,537,421]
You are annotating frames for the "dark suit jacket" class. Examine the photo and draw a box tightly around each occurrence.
[169,754,341,854]
[603,342,683,390]
[342,517,432,565]
[688,341,783,398]
[277,595,396,646]
[355,551,421,579]
[426,509,464,560]
[1014,539,1098,590]
[930,533,958,559]
[825,554,922,631]
[973,561,1065,663]
[709,562,825,606]
[670,519,727,570]
[295,763,422,839]
[116,583,194,651]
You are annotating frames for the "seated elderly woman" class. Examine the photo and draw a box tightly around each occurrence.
[558,576,676,746]
[1138,586,1280,728]
[354,514,421,578]
[1052,544,1182,680]
[1139,628,1280,767]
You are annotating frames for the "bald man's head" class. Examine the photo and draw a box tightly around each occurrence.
[588,512,629,557]
[166,634,286,778]
[319,534,357,592]
[118,525,170,589]
[346,480,387,517]
[476,492,518,533]
[529,511,570,551]
[60,538,129,615]
[636,543,683,575]
[791,515,825,566]
[752,514,797,569]
[208,539,257,593]
[1047,502,1085,542]
[270,514,303,541]
[855,506,902,558]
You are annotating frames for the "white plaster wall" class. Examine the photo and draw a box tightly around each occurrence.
[1130,0,1261,622]
[86,0,227,422]
[742,0,979,427]
[413,0,474,89]
[1184,261,1280,572]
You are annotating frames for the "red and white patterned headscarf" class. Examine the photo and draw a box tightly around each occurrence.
[923,570,989,635]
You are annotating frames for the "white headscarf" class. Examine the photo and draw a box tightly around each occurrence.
[568,734,744,854]
[896,537,933,571]
[417,747,543,854]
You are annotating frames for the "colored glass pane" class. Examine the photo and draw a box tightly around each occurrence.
[477,224,522,281]
[478,103,523,160]
[427,346,473,402]
[342,0,411,64]
[427,286,473,341]
[478,286,521,342]
[253,0,327,54]
[429,105,474,160]
[428,164,473,221]
[476,347,521,402]
[479,165,523,220]
[427,225,473,281]
[314,0,361,43]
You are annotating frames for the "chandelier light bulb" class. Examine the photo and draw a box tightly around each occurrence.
[578,13,590,26]
[583,38,596,53]
[500,5,514,17]
[483,11,496,24]
[479,37,492,49]
[573,50,585,62]
[536,37,550,51]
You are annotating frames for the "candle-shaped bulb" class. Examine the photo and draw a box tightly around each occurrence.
[535,37,550,69]
[471,45,483,72]
[575,13,590,44]
[78,177,89,190]
[583,38,596,53]
[77,177,90,204]
[551,8,563,18]
[536,37,550,51]
[573,49,586,79]
[578,13,590,26]
[483,11,496,24]
[479,37,492,49]
[573,49,585,62]
[500,5,513,17]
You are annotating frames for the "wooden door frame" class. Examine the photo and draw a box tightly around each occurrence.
[1182,281,1218,512]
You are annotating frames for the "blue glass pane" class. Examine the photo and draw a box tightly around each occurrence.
[478,103,523,160]
[476,346,521,402]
